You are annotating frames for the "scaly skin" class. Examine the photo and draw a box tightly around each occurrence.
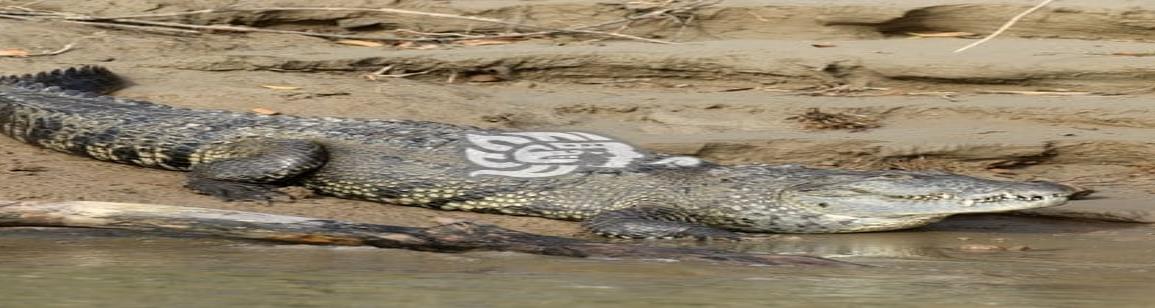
[0,67,1077,239]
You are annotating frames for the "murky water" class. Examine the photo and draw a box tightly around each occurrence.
[1,216,1152,307]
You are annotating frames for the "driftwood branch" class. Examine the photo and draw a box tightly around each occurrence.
[0,200,854,267]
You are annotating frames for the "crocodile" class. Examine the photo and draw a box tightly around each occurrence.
[0,66,1077,239]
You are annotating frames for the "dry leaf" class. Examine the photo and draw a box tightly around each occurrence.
[906,32,977,38]
[260,85,301,90]
[250,107,280,115]
[396,41,440,50]
[1110,51,1155,57]
[467,74,501,82]
[0,48,31,57]
[335,39,385,47]
[456,39,516,46]
[986,168,1017,175]
[810,43,837,48]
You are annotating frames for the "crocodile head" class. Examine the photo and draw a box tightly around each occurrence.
[770,169,1075,232]
[701,166,1077,233]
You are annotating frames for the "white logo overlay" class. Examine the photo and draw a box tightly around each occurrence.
[463,132,702,178]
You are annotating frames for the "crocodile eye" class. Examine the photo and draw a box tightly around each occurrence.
[878,174,913,180]
[817,202,830,208]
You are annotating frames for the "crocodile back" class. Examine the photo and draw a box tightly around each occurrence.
[0,66,125,94]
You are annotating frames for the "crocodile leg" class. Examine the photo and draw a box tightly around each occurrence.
[582,207,741,240]
[186,139,327,201]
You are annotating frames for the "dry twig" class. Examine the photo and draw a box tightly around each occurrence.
[0,43,75,57]
[67,20,202,34]
[362,65,435,80]
[27,43,74,56]
[954,0,1056,53]
[975,90,1096,96]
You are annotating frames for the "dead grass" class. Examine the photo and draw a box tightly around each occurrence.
[786,108,881,132]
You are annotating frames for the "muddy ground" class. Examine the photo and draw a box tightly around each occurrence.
[0,0,1153,238]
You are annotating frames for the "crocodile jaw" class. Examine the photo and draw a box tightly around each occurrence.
[777,173,1077,218]
[837,191,1071,218]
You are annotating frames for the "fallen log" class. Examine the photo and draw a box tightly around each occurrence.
[0,200,855,267]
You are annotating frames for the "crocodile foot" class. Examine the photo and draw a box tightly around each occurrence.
[583,207,741,240]
[185,178,287,202]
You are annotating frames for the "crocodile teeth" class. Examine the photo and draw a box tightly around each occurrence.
[959,193,1058,206]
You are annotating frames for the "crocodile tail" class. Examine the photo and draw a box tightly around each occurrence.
[0,65,126,94]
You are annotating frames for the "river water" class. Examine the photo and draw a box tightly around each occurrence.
[1,216,1152,307]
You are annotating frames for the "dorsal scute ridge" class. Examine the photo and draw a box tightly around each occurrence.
[1,65,125,94]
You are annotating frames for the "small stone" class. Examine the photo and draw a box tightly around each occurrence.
[250,108,280,115]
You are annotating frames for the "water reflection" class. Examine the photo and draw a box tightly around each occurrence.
[0,216,1152,307]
